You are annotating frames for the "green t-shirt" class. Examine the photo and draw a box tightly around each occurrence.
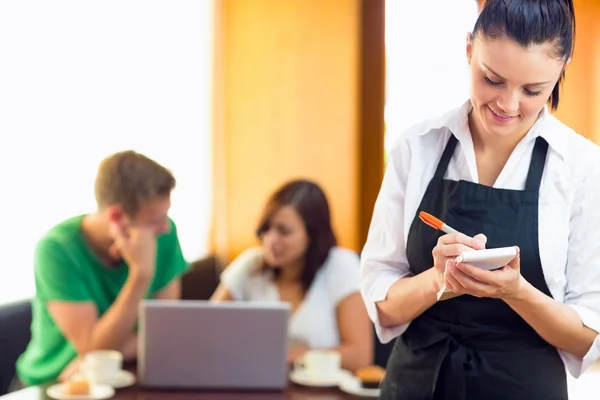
[16,215,190,386]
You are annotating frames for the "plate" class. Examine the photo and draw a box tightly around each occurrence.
[46,383,115,400]
[72,370,136,389]
[289,369,352,387]
[338,374,380,398]
[108,370,136,389]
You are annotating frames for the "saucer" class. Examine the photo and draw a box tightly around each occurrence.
[72,370,136,389]
[102,370,136,389]
[338,375,380,398]
[289,368,352,387]
[46,383,115,400]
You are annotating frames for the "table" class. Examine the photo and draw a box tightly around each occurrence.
[4,362,598,400]
[3,383,358,400]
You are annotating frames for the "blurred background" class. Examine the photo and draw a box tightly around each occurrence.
[0,0,598,305]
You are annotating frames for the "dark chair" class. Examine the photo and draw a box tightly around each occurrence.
[181,255,223,300]
[0,299,32,395]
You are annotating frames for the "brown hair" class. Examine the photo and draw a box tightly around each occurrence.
[94,150,176,215]
[256,179,337,292]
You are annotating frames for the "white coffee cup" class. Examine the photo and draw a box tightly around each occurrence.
[80,350,123,384]
[295,350,341,378]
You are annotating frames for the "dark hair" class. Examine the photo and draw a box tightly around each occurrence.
[256,179,337,293]
[472,0,576,110]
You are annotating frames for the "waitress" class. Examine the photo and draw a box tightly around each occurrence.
[360,0,600,399]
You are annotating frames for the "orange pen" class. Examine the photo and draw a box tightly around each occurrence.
[418,211,460,235]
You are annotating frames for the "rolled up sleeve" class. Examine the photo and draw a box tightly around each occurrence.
[560,159,600,377]
[360,135,413,344]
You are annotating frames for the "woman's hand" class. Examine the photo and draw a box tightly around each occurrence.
[432,232,487,290]
[287,347,308,366]
[444,246,523,299]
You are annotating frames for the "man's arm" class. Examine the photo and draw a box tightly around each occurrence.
[55,278,180,376]
[58,333,138,382]
[104,276,181,365]
[108,261,183,363]
[42,225,157,356]
[154,278,181,300]
[120,334,138,361]
[48,271,151,355]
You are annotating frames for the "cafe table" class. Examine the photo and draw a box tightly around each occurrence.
[1,363,369,400]
[4,362,599,400]
[2,382,363,400]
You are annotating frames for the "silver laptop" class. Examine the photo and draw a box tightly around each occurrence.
[138,300,290,390]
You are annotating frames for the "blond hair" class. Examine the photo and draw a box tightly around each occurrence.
[94,150,175,215]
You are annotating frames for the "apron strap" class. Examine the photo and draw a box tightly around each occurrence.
[433,134,458,179]
[525,137,549,191]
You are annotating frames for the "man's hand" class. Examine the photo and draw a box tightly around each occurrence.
[58,356,83,382]
[109,223,157,281]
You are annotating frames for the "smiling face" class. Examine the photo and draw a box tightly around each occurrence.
[466,35,566,142]
[260,205,309,268]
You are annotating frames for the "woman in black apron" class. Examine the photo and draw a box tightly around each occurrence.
[383,135,566,399]
[361,1,600,399]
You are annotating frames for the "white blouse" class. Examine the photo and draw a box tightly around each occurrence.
[220,247,362,349]
[360,100,600,378]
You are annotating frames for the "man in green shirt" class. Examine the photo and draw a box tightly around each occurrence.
[14,150,190,387]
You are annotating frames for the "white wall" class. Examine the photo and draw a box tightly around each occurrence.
[385,0,479,151]
[0,1,214,305]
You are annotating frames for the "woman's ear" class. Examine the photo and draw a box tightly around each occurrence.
[466,32,473,65]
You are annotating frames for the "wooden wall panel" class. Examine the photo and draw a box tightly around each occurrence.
[358,0,385,249]
[212,0,363,262]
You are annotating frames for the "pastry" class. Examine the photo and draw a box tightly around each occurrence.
[354,365,386,389]
[64,378,90,395]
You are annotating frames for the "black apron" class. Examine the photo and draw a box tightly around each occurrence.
[379,135,568,400]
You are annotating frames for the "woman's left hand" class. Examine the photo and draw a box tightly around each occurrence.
[444,246,524,300]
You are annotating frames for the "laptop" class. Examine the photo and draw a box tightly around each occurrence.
[137,299,290,390]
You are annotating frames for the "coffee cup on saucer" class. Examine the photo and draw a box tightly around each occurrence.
[80,350,123,385]
[294,350,342,378]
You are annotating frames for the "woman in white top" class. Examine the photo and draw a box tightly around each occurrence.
[361,0,600,399]
[211,179,373,371]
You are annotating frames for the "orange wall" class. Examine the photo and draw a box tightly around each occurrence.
[553,0,600,143]
[211,0,361,262]
[477,0,600,142]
